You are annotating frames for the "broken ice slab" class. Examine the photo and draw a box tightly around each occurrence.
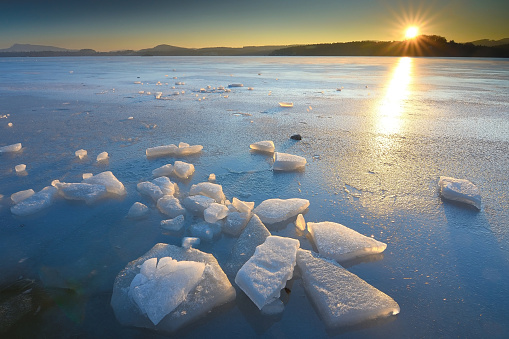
[82,171,126,196]
[189,222,222,242]
[203,203,229,223]
[173,161,195,179]
[75,149,87,159]
[438,176,481,210]
[152,176,176,196]
[128,202,149,218]
[137,181,164,202]
[15,164,26,173]
[189,182,226,204]
[111,243,235,333]
[249,140,275,153]
[161,215,185,232]
[307,221,387,263]
[295,213,306,232]
[223,211,252,236]
[296,249,400,329]
[232,197,255,214]
[53,181,108,204]
[145,144,203,158]
[253,198,309,225]
[0,143,22,153]
[182,237,200,249]
[273,152,306,171]
[11,186,58,216]
[183,194,215,214]
[96,151,109,162]
[11,189,35,204]
[157,195,185,218]
[235,236,300,310]
[152,164,174,177]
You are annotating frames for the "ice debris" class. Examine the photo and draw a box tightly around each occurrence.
[11,189,35,204]
[232,197,255,214]
[235,236,300,310]
[83,171,126,196]
[161,215,185,232]
[183,195,215,214]
[0,143,22,153]
[273,152,306,171]
[137,181,164,202]
[173,161,195,179]
[96,151,109,162]
[438,176,481,209]
[228,83,243,88]
[128,202,149,218]
[15,164,26,173]
[152,176,176,196]
[152,164,174,177]
[208,173,216,182]
[82,173,93,180]
[189,182,226,204]
[203,203,229,223]
[307,221,387,262]
[53,181,108,204]
[190,222,222,241]
[296,249,400,328]
[75,149,87,159]
[295,213,306,232]
[182,237,200,249]
[157,195,185,218]
[253,198,309,225]
[146,143,203,158]
[250,140,275,153]
[11,186,58,216]
[223,211,252,236]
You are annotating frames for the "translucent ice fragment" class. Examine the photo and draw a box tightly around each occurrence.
[208,173,216,182]
[203,203,229,223]
[82,173,93,180]
[128,202,149,218]
[173,161,195,179]
[189,222,222,241]
[15,164,26,173]
[0,143,22,153]
[137,181,164,202]
[273,152,306,171]
[146,144,203,157]
[223,211,252,236]
[11,189,35,204]
[253,198,309,225]
[295,213,306,232]
[75,149,87,159]
[11,186,58,216]
[152,164,174,177]
[250,140,275,153]
[161,215,185,231]
[83,171,126,196]
[96,151,109,162]
[182,237,200,249]
[157,195,185,218]
[439,176,481,209]
[189,182,226,204]
[183,195,215,214]
[232,197,254,214]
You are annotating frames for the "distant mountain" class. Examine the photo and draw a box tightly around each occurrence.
[134,44,289,56]
[469,38,509,47]
[0,43,74,52]
[136,44,197,56]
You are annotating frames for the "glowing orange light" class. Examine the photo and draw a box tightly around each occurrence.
[405,26,419,39]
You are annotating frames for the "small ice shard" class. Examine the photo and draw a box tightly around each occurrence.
[273,152,306,171]
[8,122,13,127]
[161,215,185,231]
[182,237,200,249]
[203,203,229,223]
[235,236,300,310]
[157,195,185,218]
[152,164,174,177]
[15,164,26,173]
[253,198,310,225]
[54,182,108,204]
[0,143,22,153]
[439,176,481,209]
[232,197,254,214]
[295,213,306,232]
[11,189,35,204]
[296,249,400,328]
[82,173,93,180]
[307,221,387,262]
[137,181,164,202]
[249,140,275,153]
[183,195,215,214]
[228,83,243,88]
[83,171,126,196]
[261,298,285,316]
[75,149,87,159]
[128,202,149,218]
[152,176,176,196]
[189,182,226,204]
[190,222,222,242]
[223,211,252,236]
[96,151,109,162]
[208,173,216,182]
[146,144,203,158]
[278,102,293,108]
[173,161,195,179]
[155,92,162,99]
[128,257,206,325]
[224,214,271,276]
[11,186,58,216]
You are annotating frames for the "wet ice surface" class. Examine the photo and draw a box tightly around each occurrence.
[1,56,509,338]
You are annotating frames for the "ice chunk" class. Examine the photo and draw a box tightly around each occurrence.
[307,221,387,262]
[82,173,93,180]
[296,249,400,328]
[11,189,35,204]
[190,222,222,242]
[157,195,185,218]
[152,176,176,196]
[278,102,293,108]
[253,198,309,225]
[0,143,22,153]
[152,164,174,177]
[235,236,300,310]
[14,164,26,173]
[228,83,244,88]
[128,202,149,218]
[295,214,306,232]
[96,151,109,162]
[146,144,203,158]
[173,161,195,179]
[111,243,235,332]
[75,149,87,159]
[128,257,205,325]
[160,215,185,231]
[273,152,306,171]
[11,186,58,216]
[250,140,275,153]
[203,203,229,223]
[223,211,252,236]
[439,176,481,209]
[232,197,255,214]
[137,181,164,202]
[189,182,226,204]
[224,214,271,276]
[83,171,126,196]
[183,195,215,214]
[208,173,216,182]
[54,182,108,204]
[182,237,200,249]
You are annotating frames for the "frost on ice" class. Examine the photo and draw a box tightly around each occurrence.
[0,143,22,153]
[127,202,149,218]
[11,186,58,216]
[111,243,235,332]
[272,152,306,171]
[189,182,226,204]
[250,140,275,153]
[438,176,481,210]
[145,143,203,158]
[82,171,126,196]
[235,236,300,310]
[307,221,387,262]
[157,195,185,218]
[253,198,309,225]
[296,249,400,328]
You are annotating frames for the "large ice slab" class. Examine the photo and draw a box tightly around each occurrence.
[0,142,22,153]
[111,243,236,333]
[82,171,126,196]
[11,189,35,204]
[272,152,306,171]
[253,198,309,224]
[146,143,203,158]
[235,236,300,310]
[189,182,226,204]
[250,140,275,153]
[307,221,387,262]
[296,249,400,328]
[157,195,185,218]
[11,186,58,216]
[53,181,108,204]
[439,176,481,209]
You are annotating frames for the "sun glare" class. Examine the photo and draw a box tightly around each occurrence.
[405,26,419,39]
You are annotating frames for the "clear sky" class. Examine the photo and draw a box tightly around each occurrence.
[1,0,508,51]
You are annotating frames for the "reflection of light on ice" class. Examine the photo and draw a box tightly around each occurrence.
[377,57,412,134]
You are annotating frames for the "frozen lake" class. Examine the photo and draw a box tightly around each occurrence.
[1,56,509,338]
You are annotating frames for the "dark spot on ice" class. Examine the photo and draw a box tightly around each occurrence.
[290,134,302,140]
[284,287,291,294]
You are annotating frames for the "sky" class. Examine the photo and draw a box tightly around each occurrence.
[1,0,508,51]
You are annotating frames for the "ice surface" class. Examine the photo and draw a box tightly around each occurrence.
[152,176,176,196]
[272,152,306,171]
[189,182,226,204]
[173,161,195,179]
[157,195,185,218]
[223,211,252,236]
[96,151,109,162]
[232,197,255,214]
[15,164,26,173]
[127,202,149,218]
[75,149,87,159]
[190,222,222,242]
[253,198,310,224]
[224,214,271,276]
[235,236,300,310]
[160,215,185,231]
[307,221,387,262]
[11,186,58,216]
[128,256,206,325]
[182,237,200,249]
[0,143,22,153]
[183,194,215,214]
[250,140,275,153]
[10,189,35,204]
[54,181,108,204]
[137,181,164,202]
[82,171,126,196]
[146,144,203,158]
[439,176,481,209]
[203,203,229,223]
[152,164,174,177]
[296,249,400,328]
[295,213,306,232]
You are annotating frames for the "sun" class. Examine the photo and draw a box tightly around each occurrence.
[405,26,419,39]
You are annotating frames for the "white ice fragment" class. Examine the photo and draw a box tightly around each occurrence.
[232,197,254,214]
[203,203,229,223]
[152,176,176,196]
[173,161,195,179]
[228,83,243,88]
[0,143,22,153]
[137,181,164,202]
[152,164,174,177]
[83,171,126,196]
[147,144,201,158]
[161,215,185,231]
[11,189,35,204]
[208,173,216,182]
[273,152,306,171]
[307,221,387,262]
[249,140,275,153]
[8,122,13,127]
[278,102,293,108]
[296,249,400,328]
[15,164,26,173]
[235,236,300,310]
[82,173,93,180]
[189,182,226,204]
[96,151,109,162]
[439,176,481,209]
[178,142,190,148]
[295,213,306,232]
[183,195,215,214]
[157,195,185,218]
[11,186,58,216]
[54,182,108,204]
[253,198,310,225]
[223,211,252,236]
[190,222,222,242]
[182,237,200,249]
[155,92,162,99]
[75,149,87,159]
[128,202,149,218]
